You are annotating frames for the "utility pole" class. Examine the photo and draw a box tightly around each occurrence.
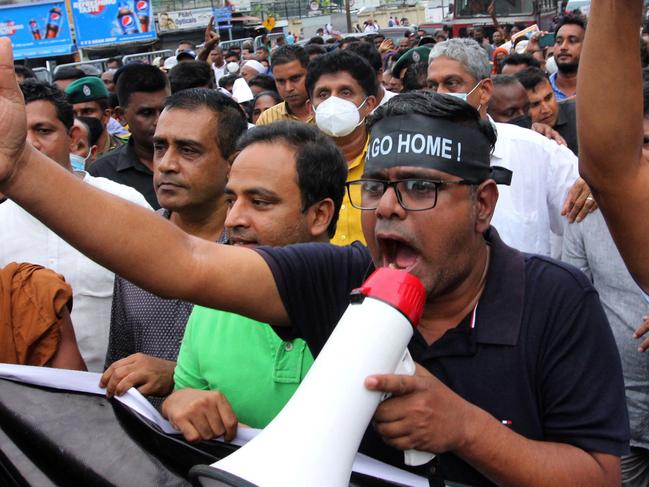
[345,0,352,32]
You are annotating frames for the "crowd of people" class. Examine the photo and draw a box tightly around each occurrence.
[1,0,649,484]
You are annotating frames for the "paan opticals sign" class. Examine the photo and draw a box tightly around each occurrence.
[157,7,214,32]
[70,0,156,47]
[0,1,75,60]
[157,1,252,33]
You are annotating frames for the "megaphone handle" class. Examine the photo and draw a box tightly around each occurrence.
[404,449,435,466]
[395,350,436,467]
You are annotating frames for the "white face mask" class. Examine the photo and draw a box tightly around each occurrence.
[315,96,367,138]
[446,80,483,103]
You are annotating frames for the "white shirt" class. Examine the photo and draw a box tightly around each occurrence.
[212,62,226,85]
[490,121,579,256]
[0,172,151,371]
[378,89,399,107]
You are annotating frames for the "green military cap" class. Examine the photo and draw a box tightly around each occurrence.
[391,46,432,79]
[65,76,109,103]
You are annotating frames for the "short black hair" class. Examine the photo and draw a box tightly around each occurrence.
[514,67,549,91]
[218,74,239,89]
[20,79,74,130]
[115,63,168,107]
[271,44,309,69]
[76,116,104,146]
[307,36,325,45]
[254,90,283,106]
[14,65,36,80]
[177,40,196,49]
[249,90,283,121]
[248,74,277,93]
[236,121,348,238]
[340,37,359,49]
[644,81,649,117]
[305,44,326,57]
[368,91,496,153]
[419,36,436,46]
[168,61,214,93]
[306,50,378,98]
[554,13,587,36]
[53,66,86,82]
[491,74,522,87]
[164,88,248,160]
[108,92,120,110]
[402,62,429,92]
[225,50,240,61]
[500,53,541,69]
[106,57,123,68]
[345,41,382,75]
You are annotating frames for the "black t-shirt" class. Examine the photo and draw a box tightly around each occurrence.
[256,228,629,486]
[555,100,578,156]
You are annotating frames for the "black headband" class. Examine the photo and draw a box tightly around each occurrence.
[365,114,512,185]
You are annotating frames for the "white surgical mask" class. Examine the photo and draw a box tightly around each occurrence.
[315,96,367,138]
[446,80,483,103]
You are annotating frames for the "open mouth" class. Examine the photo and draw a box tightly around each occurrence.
[378,237,420,272]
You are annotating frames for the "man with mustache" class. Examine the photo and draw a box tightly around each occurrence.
[162,121,347,441]
[256,45,313,125]
[88,64,170,209]
[100,89,247,406]
[0,38,628,486]
[550,14,586,101]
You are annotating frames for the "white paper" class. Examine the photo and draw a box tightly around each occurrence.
[0,364,428,486]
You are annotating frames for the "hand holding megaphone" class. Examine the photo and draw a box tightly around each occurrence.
[193,268,431,487]
[366,362,480,462]
[373,350,436,467]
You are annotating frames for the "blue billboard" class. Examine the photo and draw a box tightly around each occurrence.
[70,0,156,48]
[0,1,75,60]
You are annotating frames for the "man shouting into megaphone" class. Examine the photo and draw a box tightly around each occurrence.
[0,37,627,486]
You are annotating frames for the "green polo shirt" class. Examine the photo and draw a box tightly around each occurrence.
[174,306,314,428]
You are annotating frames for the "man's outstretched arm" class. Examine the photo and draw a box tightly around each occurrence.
[0,39,288,326]
[577,0,649,292]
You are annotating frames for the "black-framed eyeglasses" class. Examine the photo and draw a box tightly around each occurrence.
[345,178,477,211]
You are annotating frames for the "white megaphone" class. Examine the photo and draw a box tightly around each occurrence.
[191,267,430,487]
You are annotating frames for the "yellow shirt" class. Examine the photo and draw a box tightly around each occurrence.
[331,138,368,246]
[256,101,314,125]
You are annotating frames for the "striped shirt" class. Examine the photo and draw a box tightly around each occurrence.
[256,101,314,125]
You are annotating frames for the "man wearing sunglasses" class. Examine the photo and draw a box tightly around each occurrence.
[0,40,628,485]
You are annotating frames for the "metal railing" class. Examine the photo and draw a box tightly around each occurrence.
[220,37,254,51]
[253,32,286,50]
[122,49,175,65]
[54,58,110,75]
[33,67,52,84]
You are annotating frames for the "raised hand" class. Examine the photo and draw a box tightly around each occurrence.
[0,38,27,188]
[204,16,220,44]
